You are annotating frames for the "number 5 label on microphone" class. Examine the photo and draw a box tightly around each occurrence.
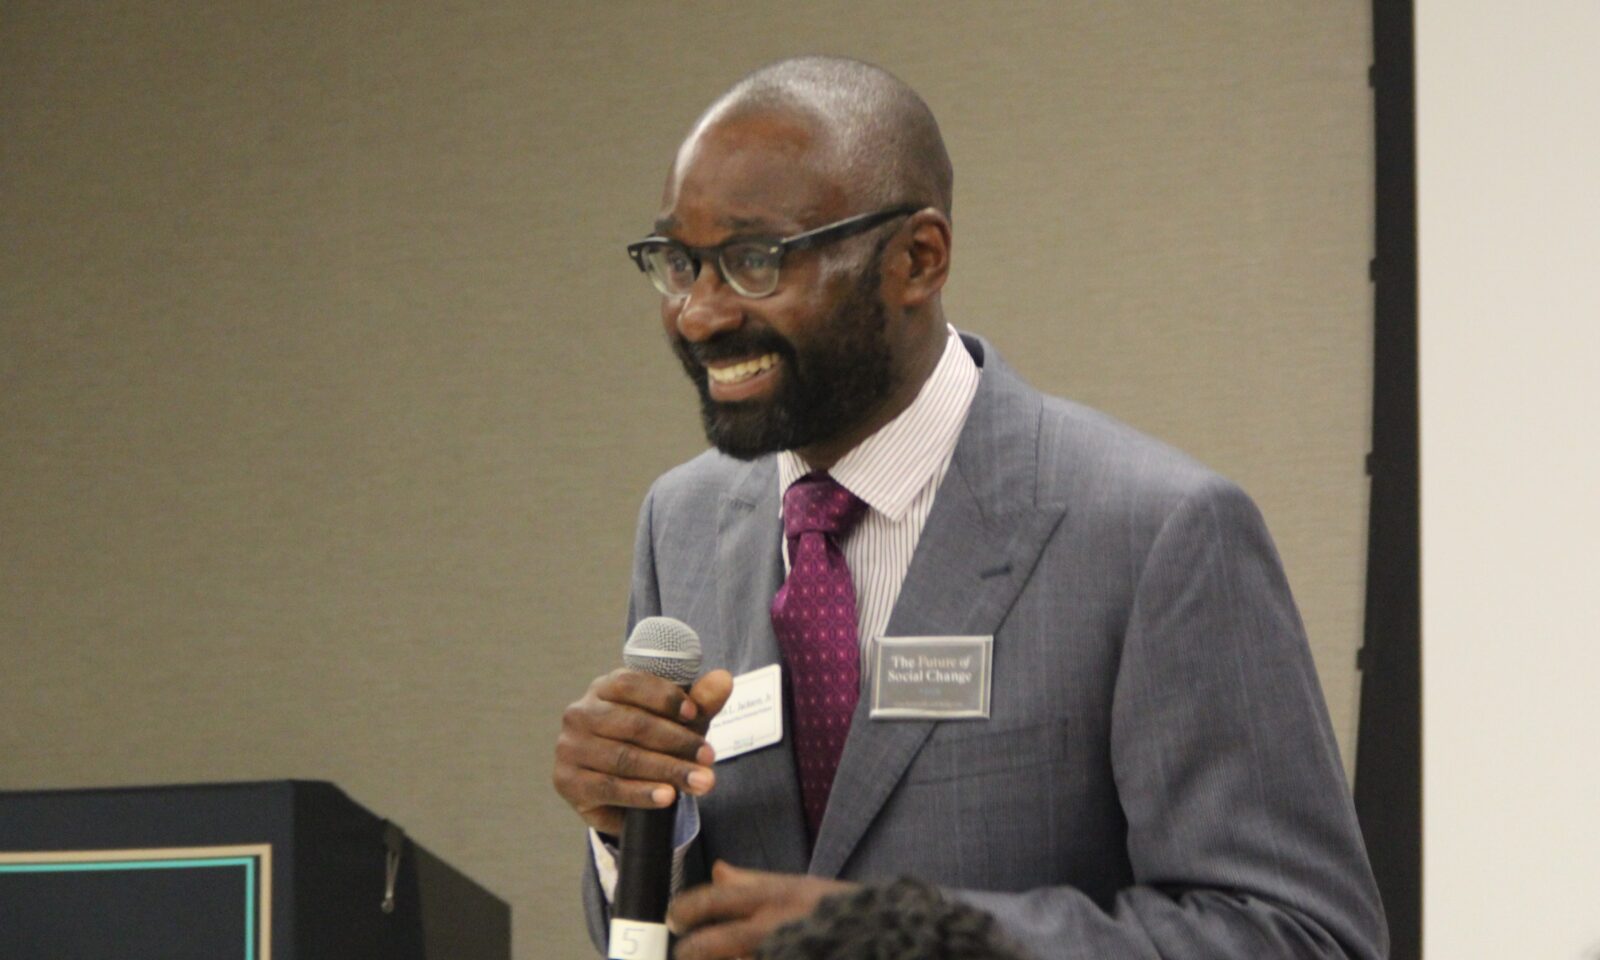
[609,918,669,960]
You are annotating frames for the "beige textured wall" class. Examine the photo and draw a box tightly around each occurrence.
[0,3,1371,956]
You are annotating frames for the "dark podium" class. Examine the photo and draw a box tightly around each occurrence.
[0,780,509,960]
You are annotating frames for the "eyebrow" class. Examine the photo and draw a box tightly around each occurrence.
[649,214,788,238]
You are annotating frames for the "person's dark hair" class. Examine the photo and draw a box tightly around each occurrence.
[754,878,1033,960]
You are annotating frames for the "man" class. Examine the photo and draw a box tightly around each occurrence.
[553,56,1386,960]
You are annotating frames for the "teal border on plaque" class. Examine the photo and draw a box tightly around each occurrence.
[0,855,260,960]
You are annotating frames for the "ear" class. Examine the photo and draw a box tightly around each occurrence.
[894,210,952,309]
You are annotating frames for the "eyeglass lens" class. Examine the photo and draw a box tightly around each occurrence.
[638,241,782,298]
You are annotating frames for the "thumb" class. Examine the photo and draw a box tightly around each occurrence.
[688,669,736,731]
[710,859,760,886]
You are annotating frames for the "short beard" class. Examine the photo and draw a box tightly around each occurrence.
[672,259,896,461]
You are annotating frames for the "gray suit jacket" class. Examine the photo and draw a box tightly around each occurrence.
[583,335,1386,959]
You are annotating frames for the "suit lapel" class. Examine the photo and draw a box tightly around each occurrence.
[713,459,810,875]
[809,350,1070,878]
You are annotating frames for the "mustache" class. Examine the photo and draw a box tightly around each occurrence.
[679,328,794,367]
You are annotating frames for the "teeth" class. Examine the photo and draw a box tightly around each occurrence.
[706,353,778,384]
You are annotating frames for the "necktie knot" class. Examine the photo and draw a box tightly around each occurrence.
[783,473,866,540]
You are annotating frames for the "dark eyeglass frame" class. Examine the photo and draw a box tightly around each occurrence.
[626,204,922,299]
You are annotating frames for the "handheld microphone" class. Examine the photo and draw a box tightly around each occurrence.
[608,616,702,960]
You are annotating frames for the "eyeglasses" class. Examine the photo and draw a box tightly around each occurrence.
[626,204,920,299]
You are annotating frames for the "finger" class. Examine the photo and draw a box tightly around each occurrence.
[584,700,708,761]
[672,918,766,960]
[597,668,697,721]
[668,873,769,933]
[561,733,715,798]
[685,669,736,734]
[559,766,677,821]
[709,859,761,887]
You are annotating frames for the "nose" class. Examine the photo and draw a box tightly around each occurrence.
[673,262,744,342]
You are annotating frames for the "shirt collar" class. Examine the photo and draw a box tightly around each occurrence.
[777,326,980,522]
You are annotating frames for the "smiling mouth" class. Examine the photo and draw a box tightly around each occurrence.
[705,353,779,385]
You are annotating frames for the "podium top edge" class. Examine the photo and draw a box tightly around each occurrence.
[0,780,342,801]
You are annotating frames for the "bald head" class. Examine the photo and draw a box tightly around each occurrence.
[650,57,956,466]
[689,56,954,218]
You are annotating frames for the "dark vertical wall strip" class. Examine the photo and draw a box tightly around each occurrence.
[1356,1,1421,957]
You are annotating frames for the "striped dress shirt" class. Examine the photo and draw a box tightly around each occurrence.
[776,326,981,686]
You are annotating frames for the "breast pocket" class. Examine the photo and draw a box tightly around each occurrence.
[902,717,1070,784]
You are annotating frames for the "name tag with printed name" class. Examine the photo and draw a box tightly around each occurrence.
[706,664,784,761]
[869,635,993,720]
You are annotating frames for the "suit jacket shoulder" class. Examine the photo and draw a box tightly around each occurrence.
[963,336,1256,563]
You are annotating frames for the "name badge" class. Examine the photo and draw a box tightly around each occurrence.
[706,664,784,761]
[869,636,993,720]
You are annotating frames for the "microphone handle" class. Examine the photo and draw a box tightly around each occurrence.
[613,802,677,921]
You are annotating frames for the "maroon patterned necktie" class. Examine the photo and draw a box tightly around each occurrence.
[771,472,868,840]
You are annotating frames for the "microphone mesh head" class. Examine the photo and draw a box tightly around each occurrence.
[623,616,703,685]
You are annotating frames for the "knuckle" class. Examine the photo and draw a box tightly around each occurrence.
[552,768,582,804]
[617,671,675,713]
[554,730,592,769]
[590,670,630,702]
[561,700,590,729]
[622,709,655,743]
[599,773,627,802]
[612,743,642,777]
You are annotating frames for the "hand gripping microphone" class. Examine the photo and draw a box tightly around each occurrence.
[608,616,702,960]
